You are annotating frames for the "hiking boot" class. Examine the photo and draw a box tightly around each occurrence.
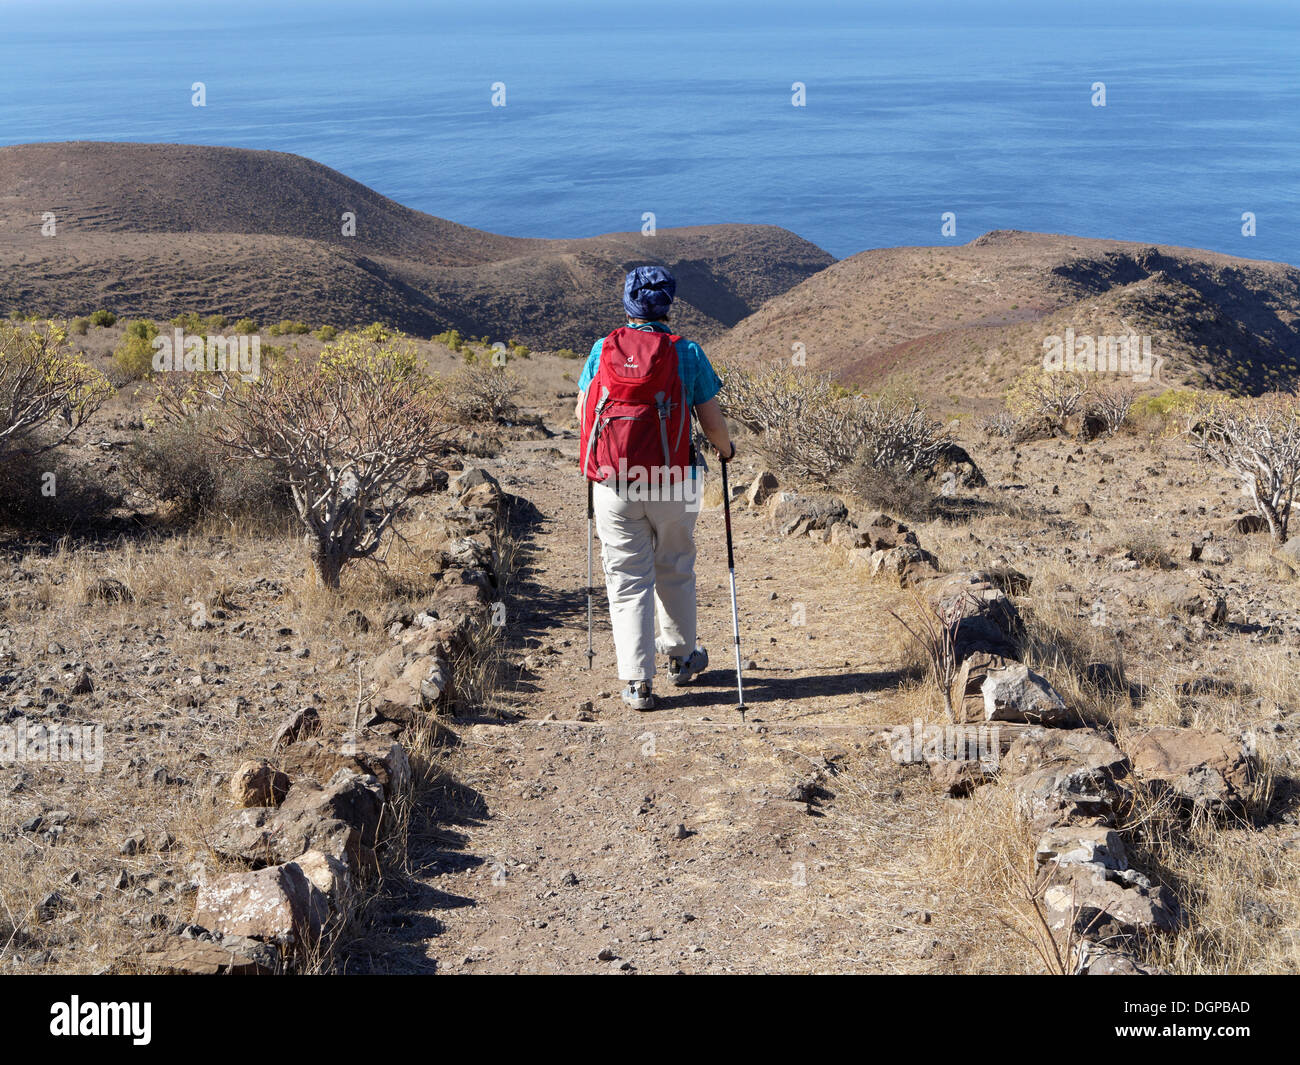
[667,645,709,687]
[621,681,655,711]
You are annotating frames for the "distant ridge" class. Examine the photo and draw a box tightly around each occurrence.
[710,230,1300,402]
[0,142,834,347]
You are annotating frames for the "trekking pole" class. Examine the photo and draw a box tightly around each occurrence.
[586,478,596,670]
[720,454,746,717]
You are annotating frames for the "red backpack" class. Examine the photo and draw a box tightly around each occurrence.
[581,326,692,485]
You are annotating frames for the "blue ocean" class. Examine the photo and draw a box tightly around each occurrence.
[2,0,1296,264]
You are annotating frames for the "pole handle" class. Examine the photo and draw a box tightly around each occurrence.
[720,457,736,571]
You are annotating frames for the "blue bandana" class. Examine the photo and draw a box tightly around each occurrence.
[622,265,676,320]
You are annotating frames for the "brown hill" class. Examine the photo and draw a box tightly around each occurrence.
[710,230,1300,406]
[0,142,833,347]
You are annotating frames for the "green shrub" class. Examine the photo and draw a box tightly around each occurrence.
[268,319,310,336]
[205,313,228,332]
[555,347,583,360]
[170,311,204,331]
[233,317,259,334]
[1128,388,1201,437]
[434,329,465,352]
[355,322,399,343]
[89,309,117,328]
[1,322,112,459]
[70,317,91,336]
[1130,389,1199,421]
[112,320,160,380]
[124,320,157,340]
[313,325,338,342]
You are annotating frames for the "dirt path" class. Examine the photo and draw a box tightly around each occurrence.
[360,432,971,974]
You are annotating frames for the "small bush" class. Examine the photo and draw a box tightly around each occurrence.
[0,446,116,530]
[267,319,310,336]
[70,317,91,335]
[356,322,400,343]
[1006,369,1091,429]
[844,462,938,523]
[979,411,1016,438]
[233,317,260,335]
[314,325,338,342]
[445,365,523,423]
[434,328,465,352]
[1118,534,1173,569]
[1088,385,1135,437]
[555,347,583,360]
[1131,388,1200,426]
[171,311,204,331]
[0,322,111,458]
[720,364,949,483]
[89,309,117,327]
[112,320,160,381]
[126,416,293,523]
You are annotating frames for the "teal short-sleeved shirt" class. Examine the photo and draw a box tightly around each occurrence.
[578,321,723,408]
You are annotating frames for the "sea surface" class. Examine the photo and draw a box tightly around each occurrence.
[2,0,1296,263]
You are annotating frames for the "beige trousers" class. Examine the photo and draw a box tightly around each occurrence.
[593,481,699,682]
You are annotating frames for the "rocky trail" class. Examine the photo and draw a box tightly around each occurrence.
[353,431,972,974]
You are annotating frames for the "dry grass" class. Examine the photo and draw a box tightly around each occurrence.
[843,455,1300,974]
[920,784,1043,973]
[0,490,500,972]
[1120,761,1299,974]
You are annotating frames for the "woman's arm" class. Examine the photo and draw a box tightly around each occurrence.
[694,397,734,460]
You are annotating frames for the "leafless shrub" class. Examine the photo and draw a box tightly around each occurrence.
[1188,392,1300,542]
[888,592,969,722]
[1117,533,1173,570]
[159,337,450,587]
[1089,384,1135,436]
[1006,369,1091,430]
[126,414,293,524]
[996,854,1082,975]
[719,364,949,483]
[444,366,523,424]
[844,463,938,522]
[979,411,1017,438]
